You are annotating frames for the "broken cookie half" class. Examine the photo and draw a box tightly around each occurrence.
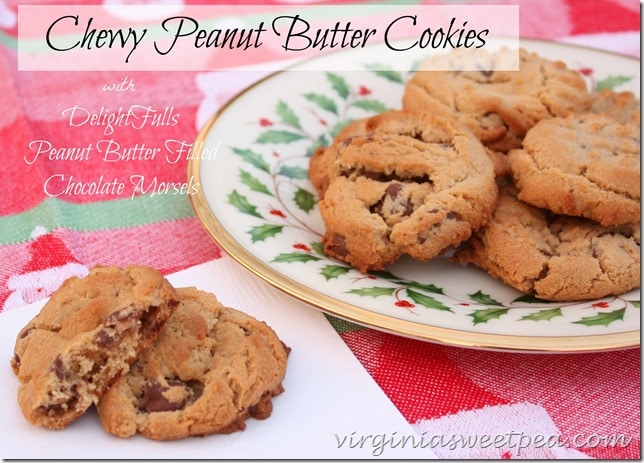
[11,265,180,430]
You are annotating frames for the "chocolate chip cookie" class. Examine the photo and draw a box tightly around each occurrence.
[403,48,592,154]
[452,186,641,301]
[317,110,497,273]
[309,118,369,198]
[97,287,289,440]
[11,265,179,430]
[508,113,640,226]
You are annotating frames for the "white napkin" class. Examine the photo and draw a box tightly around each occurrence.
[0,256,437,459]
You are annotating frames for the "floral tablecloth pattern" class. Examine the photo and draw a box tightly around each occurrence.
[0,0,639,459]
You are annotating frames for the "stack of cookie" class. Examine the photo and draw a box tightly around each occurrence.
[310,48,640,302]
[11,265,290,440]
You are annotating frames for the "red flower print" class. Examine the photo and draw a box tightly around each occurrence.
[269,209,286,218]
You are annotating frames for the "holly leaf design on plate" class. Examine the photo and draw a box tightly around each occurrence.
[364,64,404,83]
[573,308,626,327]
[351,99,389,113]
[311,241,325,255]
[239,170,272,195]
[326,72,350,99]
[278,165,309,180]
[320,264,350,281]
[407,289,452,311]
[276,100,301,129]
[468,290,503,306]
[293,187,316,213]
[628,300,640,308]
[248,224,284,242]
[400,281,444,295]
[232,147,270,173]
[347,286,396,298]
[513,294,550,304]
[469,308,510,325]
[228,190,262,218]
[256,130,306,144]
[520,308,563,322]
[303,92,338,115]
[595,75,634,91]
[272,252,321,264]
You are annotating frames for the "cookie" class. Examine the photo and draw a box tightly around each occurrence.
[508,113,640,226]
[452,187,640,301]
[403,48,592,153]
[11,265,179,430]
[309,118,368,198]
[317,110,497,273]
[97,287,289,441]
[589,88,640,127]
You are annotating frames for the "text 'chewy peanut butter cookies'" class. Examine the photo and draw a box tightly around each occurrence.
[508,113,640,226]
[11,265,179,430]
[403,48,592,154]
[316,110,497,273]
[452,187,641,301]
[97,287,290,441]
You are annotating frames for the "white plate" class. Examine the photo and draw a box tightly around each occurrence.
[189,39,640,353]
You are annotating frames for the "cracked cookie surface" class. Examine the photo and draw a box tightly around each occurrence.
[11,265,179,430]
[317,110,497,273]
[97,287,290,441]
[402,48,592,154]
[508,113,640,226]
[452,187,640,301]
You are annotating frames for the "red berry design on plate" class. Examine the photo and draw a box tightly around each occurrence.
[395,300,415,309]
[293,243,311,252]
[269,209,286,218]
[259,118,272,127]
[358,85,371,96]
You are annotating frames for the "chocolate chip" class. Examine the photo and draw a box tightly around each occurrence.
[143,378,191,413]
[52,355,66,380]
[94,329,116,347]
[106,306,143,326]
[326,234,349,257]
[385,183,402,199]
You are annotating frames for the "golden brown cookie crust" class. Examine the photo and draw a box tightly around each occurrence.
[508,113,640,226]
[11,265,179,430]
[317,110,497,273]
[453,187,641,301]
[97,287,289,441]
[403,48,592,153]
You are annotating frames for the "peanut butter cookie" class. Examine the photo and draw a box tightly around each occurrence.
[11,265,179,430]
[97,287,289,441]
[317,110,497,273]
[403,48,592,153]
[508,113,640,226]
[452,187,640,301]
